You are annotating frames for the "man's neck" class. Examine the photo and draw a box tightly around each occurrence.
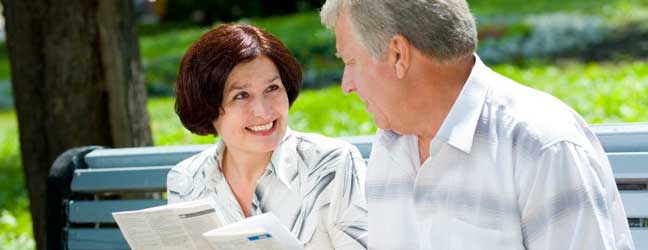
[406,55,475,163]
[407,55,475,140]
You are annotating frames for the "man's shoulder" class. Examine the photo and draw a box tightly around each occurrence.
[482,72,593,152]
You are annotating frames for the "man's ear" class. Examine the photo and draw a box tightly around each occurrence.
[388,35,411,79]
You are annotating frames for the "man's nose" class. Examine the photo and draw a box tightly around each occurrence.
[341,70,356,94]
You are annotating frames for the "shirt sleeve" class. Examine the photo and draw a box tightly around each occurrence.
[324,146,369,250]
[166,167,184,204]
[516,141,634,250]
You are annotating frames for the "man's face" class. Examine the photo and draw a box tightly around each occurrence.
[335,15,405,132]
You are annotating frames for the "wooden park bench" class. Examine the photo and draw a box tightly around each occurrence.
[46,123,648,250]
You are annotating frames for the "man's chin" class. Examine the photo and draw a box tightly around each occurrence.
[373,118,390,130]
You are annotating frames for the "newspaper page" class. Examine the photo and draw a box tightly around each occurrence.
[203,213,305,250]
[112,198,223,250]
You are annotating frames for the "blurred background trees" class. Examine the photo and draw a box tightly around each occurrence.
[0,0,647,249]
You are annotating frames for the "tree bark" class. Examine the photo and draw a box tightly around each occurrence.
[1,1,152,249]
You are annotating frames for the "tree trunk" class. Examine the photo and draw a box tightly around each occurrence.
[1,0,153,249]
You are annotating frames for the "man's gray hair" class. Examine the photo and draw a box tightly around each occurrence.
[320,0,477,61]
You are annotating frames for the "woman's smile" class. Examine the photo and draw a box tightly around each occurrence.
[245,120,277,136]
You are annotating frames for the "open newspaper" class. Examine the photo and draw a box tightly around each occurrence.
[112,198,304,250]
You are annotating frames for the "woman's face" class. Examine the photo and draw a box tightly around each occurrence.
[213,56,290,155]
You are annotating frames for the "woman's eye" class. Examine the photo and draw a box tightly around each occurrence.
[266,84,279,92]
[233,92,248,100]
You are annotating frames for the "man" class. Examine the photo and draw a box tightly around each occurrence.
[320,0,634,249]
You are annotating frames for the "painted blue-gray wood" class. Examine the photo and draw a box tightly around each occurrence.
[341,136,374,158]
[85,144,210,168]
[631,228,648,250]
[620,191,648,218]
[67,192,647,223]
[68,199,167,223]
[608,152,648,183]
[84,138,374,169]
[591,123,648,152]
[67,228,129,250]
[69,151,647,193]
[71,166,171,192]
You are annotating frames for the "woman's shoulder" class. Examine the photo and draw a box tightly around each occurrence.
[291,130,358,155]
[289,131,365,171]
[168,145,218,181]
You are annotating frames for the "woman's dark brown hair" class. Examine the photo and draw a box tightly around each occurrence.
[175,23,302,135]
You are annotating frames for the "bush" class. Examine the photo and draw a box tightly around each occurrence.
[521,13,607,58]
[478,13,609,64]
[0,81,12,110]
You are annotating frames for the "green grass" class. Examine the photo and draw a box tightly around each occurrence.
[494,60,648,123]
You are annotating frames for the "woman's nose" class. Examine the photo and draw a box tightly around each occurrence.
[251,97,273,118]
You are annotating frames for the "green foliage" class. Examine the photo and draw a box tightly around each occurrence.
[0,81,12,110]
[493,60,648,123]
[148,98,215,145]
[140,12,340,94]
[289,87,375,137]
[140,27,207,96]
[468,0,647,18]
[0,111,32,249]
[246,13,342,89]
[0,209,33,250]
[478,13,610,64]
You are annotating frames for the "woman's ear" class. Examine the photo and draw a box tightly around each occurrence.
[388,35,411,79]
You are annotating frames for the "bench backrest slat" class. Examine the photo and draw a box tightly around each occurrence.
[620,191,648,219]
[84,145,210,168]
[591,123,648,152]
[71,166,171,192]
[69,151,648,193]
[632,229,648,250]
[67,229,128,250]
[68,200,167,223]
[65,190,648,225]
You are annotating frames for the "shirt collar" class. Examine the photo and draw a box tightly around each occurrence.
[267,128,301,187]
[434,55,490,154]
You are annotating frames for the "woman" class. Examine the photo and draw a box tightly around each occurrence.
[167,23,368,250]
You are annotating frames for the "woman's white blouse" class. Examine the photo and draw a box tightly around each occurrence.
[167,129,368,250]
